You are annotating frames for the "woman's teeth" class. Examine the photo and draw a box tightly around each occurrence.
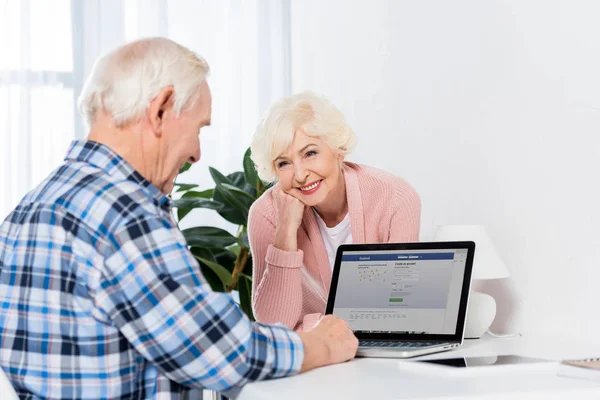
[300,181,320,191]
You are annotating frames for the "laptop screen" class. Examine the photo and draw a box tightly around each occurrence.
[331,248,469,335]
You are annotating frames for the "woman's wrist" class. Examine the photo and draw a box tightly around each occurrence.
[274,227,298,252]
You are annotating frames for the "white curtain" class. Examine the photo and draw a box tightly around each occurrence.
[0,0,291,228]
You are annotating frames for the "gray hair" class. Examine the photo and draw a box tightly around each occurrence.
[251,91,357,182]
[78,37,210,127]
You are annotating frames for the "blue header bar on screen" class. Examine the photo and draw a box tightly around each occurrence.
[341,253,455,261]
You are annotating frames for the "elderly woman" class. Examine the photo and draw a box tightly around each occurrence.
[248,91,421,331]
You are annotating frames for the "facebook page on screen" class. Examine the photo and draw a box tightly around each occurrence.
[332,249,468,334]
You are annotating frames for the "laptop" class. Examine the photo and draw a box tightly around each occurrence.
[326,241,475,358]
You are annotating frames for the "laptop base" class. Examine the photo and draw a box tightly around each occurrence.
[357,342,460,359]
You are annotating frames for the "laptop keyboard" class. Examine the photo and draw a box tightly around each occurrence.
[359,340,442,348]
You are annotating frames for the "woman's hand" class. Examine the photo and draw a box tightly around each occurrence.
[273,186,305,251]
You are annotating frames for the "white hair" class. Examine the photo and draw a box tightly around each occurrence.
[251,91,357,182]
[78,37,210,128]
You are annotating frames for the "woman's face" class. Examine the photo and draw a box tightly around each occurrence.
[274,129,344,207]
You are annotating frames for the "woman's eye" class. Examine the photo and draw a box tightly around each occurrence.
[306,150,317,157]
[277,161,289,168]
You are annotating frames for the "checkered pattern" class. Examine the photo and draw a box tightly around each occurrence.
[0,140,303,399]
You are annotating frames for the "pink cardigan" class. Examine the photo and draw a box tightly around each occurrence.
[248,162,421,330]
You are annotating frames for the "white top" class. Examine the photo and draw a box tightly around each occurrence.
[238,333,600,400]
[313,210,353,270]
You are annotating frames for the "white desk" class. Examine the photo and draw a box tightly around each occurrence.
[236,334,600,400]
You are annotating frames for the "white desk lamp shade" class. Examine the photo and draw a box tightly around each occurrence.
[433,225,509,280]
[433,225,509,338]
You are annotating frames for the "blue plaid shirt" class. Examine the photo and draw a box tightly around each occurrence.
[0,140,303,399]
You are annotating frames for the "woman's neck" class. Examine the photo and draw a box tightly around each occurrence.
[313,172,348,227]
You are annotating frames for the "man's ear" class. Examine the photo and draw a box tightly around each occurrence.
[148,86,174,137]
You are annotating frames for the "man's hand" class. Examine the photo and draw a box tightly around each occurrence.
[273,187,306,252]
[297,315,358,373]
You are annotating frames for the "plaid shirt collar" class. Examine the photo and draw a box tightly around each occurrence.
[65,140,172,210]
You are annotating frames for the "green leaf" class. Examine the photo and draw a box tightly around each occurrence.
[229,171,257,198]
[227,171,246,189]
[178,208,191,223]
[182,227,238,248]
[228,244,241,257]
[174,190,216,221]
[214,249,236,273]
[191,247,225,292]
[214,200,247,225]
[179,163,192,174]
[243,148,261,191]
[221,183,255,202]
[214,183,251,220]
[179,189,214,199]
[238,274,254,321]
[172,198,223,211]
[195,256,233,287]
[208,168,249,224]
[209,166,233,186]
[178,211,189,223]
[174,183,199,193]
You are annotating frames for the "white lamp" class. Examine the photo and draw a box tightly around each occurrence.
[433,225,510,339]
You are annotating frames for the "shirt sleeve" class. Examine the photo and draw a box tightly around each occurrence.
[94,213,304,392]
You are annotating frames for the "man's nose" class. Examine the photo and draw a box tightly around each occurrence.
[189,147,201,164]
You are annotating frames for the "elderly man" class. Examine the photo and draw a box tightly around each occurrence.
[0,38,357,399]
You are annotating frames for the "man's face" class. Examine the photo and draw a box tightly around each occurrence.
[155,81,212,194]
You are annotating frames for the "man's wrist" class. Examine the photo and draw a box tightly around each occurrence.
[297,331,328,373]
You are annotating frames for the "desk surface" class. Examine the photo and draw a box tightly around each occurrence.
[237,334,600,400]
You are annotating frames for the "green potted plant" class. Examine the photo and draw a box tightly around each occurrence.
[172,149,271,321]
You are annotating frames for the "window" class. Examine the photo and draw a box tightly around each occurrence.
[0,0,291,225]
[0,0,75,216]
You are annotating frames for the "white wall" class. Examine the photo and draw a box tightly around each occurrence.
[291,0,600,338]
